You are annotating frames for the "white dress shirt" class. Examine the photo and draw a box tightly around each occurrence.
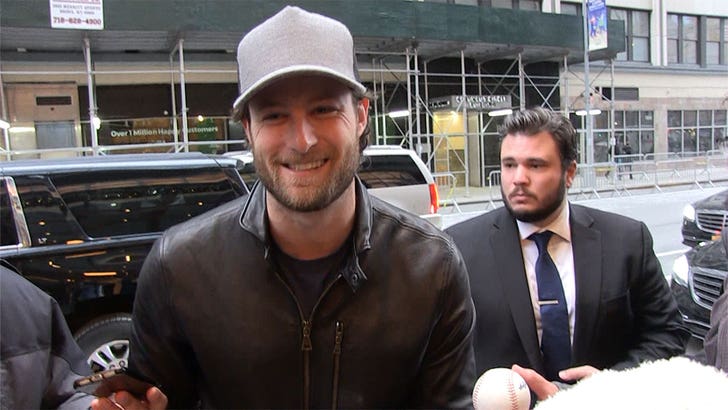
[516,199,576,346]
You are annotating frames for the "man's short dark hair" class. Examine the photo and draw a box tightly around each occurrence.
[498,107,578,170]
[231,88,371,153]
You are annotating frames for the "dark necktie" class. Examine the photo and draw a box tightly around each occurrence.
[529,230,571,381]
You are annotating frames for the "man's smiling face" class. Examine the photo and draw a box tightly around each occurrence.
[244,74,369,212]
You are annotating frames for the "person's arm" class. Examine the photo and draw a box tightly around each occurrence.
[410,243,476,409]
[0,266,94,410]
[45,298,95,410]
[611,222,690,370]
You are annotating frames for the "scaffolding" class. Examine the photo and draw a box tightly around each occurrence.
[1,38,615,192]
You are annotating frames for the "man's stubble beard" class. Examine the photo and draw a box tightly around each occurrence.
[502,174,567,223]
[254,140,361,213]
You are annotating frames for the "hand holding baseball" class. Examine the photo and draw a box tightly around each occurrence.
[473,368,531,410]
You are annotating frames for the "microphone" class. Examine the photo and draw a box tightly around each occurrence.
[473,368,531,410]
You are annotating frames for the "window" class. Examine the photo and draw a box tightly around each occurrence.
[0,179,19,247]
[560,3,580,16]
[53,168,238,237]
[486,0,539,10]
[668,14,699,64]
[600,87,639,101]
[358,155,426,188]
[36,96,72,106]
[609,8,650,62]
[705,17,728,65]
[14,176,81,246]
[490,0,513,8]
[612,110,655,156]
[667,14,727,65]
[707,18,720,65]
[668,110,728,154]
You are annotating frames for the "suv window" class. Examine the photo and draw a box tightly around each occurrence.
[53,168,239,237]
[0,179,19,247]
[358,154,427,188]
[14,176,80,246]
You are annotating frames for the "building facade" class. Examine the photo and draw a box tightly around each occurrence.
[1,0,725,187]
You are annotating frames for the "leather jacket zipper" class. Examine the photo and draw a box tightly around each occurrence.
[302,319,312,409]
[272,268,343,410]
[331,321,344,410]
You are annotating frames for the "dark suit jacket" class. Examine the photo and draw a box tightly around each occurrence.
[446,204,689,376]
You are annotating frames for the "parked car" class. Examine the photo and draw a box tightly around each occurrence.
[681,189,728,247]
[671,232,727,339]
[225,145,442,226]
[0,153,249,371]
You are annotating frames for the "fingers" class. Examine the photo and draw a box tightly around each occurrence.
[89,388,167,410]
[558,365,600,382]
[512,364,559,400]
[90,397,124,410]
[146,387,169,410]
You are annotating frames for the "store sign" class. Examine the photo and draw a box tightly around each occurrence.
[50,0,104,30]
[98,118,224,144]
[108,125,220,139]
[428,95,511,112]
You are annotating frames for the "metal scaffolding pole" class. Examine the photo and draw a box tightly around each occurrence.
[424,61,432,168]
[518,53,525,111]
[563,55,570,114]
[610,58,615,159]
[83,37,99,156]
[372,57,380,143]
[582,0,594,164]
[406,48,414,150]
[169,44,180,151]
[178,39,190,152]
[461,50,470,195]
[379,58,387,144]
[413,47,422,157]
[0,71,10,160]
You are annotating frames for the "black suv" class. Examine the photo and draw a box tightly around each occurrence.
[671,232,727,339]
[1,153,248,371]
[681,189,728,247]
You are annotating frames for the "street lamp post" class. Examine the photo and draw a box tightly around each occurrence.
[582,0,594,165]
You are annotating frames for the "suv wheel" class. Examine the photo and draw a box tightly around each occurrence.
[75,314,132,372]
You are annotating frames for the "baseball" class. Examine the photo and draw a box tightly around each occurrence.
[473,368,531,410]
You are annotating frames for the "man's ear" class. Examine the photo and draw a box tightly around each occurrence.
[242,118,254,149]
[565,160,577,188]
[357,98,370,136]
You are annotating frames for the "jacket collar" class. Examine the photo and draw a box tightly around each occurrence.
[238,177,372,292]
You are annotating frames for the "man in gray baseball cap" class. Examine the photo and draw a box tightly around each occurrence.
[94,6,475,410]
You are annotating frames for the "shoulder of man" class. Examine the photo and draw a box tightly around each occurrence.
[445,206,505,241]
[570,203,644,230]
[369,194,451,240]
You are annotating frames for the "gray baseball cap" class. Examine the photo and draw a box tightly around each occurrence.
[233,6,366,108]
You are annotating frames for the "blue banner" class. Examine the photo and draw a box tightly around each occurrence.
[587,0,608,51]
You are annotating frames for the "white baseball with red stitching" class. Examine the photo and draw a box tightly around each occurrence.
[473,368,531,410]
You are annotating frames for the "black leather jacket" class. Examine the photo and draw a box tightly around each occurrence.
[129,178,476,409]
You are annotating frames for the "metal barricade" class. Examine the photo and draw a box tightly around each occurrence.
[432,172,462,213]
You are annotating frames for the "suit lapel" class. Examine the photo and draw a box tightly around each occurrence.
[569,205,602,362]
[490,209,543,371]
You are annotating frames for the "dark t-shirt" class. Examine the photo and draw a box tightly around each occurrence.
[274,243,348,318]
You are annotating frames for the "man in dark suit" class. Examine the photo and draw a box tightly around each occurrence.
[447,107,689,400]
